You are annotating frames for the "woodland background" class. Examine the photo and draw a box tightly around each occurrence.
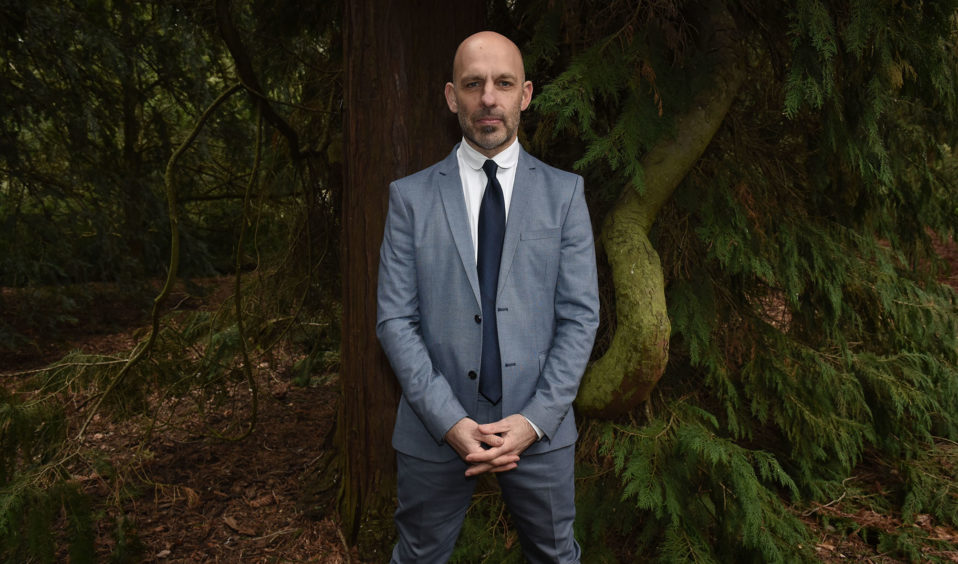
[1,0,957,562]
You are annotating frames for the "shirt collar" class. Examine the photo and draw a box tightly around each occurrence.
[459,137,521,172]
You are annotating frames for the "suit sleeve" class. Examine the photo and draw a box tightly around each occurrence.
[519,176,599,439]
[376,182,469,443]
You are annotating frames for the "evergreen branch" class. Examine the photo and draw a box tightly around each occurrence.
[76,83,244,440]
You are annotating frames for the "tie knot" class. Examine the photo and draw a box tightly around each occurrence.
[482,159,498,180]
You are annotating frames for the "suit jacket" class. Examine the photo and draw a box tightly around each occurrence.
[376,145,599,462]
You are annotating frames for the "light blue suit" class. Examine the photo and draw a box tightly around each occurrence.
[377,145,599,562]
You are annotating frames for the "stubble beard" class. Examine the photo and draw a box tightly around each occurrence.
[459,109,520,153]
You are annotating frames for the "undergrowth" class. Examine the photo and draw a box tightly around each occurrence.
[0,271,335,562]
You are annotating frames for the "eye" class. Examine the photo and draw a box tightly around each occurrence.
[464,81,480,88]
[499,80,513,88]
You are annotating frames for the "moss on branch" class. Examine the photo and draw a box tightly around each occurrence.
[577,4,746,417]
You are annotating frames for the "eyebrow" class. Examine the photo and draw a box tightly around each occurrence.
[459,72,520,83]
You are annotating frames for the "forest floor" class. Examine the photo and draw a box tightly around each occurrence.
[2,281,355,563]
[1,235,957,563]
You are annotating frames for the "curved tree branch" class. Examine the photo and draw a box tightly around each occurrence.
[78,83,244,438]
[577,3,746,417]
[214,0,306,159]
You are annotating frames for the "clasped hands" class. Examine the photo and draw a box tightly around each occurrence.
[444,414,538,477]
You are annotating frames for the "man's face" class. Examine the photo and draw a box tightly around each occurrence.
[445,34,533,158]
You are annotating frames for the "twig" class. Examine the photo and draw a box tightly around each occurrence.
[205,106,264,442]
[76,83,243,439]
[0,358,127,378]
[336,525,352,564]
[250,527,300,542]
[803,476,856,516]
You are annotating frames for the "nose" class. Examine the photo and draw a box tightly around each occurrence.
[480,82,496,107]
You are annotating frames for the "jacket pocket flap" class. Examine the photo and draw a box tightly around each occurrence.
[520,228,561,240]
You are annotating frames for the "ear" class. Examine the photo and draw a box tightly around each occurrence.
[444,82,458,113]
[520,80,533,111]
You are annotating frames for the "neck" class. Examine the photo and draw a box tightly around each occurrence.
[462,136,517,159]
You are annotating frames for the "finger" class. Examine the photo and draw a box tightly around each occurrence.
[475,432,504,447]
[466,452,520,471]
[464,456,518,477]
[464,446,504,463]
[476,422,510,435]
[460,444,487,460]
[464,462,496,477]
[488,462,518,473]
[448,437,484,459]
[488,454,520,467]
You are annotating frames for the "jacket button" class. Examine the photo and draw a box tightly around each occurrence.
[474,314,481,324]
[468,370,478,380]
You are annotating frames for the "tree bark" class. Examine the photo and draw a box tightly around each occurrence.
[576,3,746,417]
[339,1,483,555]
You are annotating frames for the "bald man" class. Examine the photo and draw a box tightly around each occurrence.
[377,31,599,563]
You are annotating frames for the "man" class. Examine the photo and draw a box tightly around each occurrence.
[376,31,599,563]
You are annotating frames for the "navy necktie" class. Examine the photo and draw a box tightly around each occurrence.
[478,159,505,404]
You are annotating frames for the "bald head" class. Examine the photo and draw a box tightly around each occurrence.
[444,31,533,157]
[452,31,526,84]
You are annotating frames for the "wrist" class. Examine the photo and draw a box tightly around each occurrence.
[521,415,544,440]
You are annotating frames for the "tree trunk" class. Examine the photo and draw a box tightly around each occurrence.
[338,1,483,556]
[117,2,147,277]
[576,3,746,417]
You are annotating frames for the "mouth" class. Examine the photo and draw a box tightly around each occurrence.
[475,114,503,127]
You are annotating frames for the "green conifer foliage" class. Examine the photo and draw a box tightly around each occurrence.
[517,0,958,560]
[0,0,253,286]
[0,389,94,563]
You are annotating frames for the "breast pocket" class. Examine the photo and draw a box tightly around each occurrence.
[518,228,561,286]
[521,228,561,241]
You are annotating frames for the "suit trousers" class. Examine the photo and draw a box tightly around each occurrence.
[390,397,581,564]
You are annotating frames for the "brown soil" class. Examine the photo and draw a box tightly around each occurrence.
[74,376,350,563]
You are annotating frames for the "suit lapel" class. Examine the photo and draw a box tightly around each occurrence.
[498,149,535,298]
[437,148,482,307]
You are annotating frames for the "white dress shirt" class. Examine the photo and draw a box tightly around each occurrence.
[455,138,544,440]
[456,137,520,261]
